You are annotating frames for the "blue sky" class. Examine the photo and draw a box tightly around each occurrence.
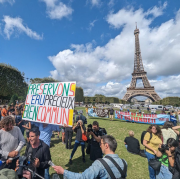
[0,0,180,99]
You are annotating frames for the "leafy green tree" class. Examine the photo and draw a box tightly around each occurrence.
[9,94,18,106]
[95,94,105,97]
[30,77,58,84]
[75,87,84,105]
[0,63,28,101]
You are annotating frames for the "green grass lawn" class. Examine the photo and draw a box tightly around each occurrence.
[21,107,163,179]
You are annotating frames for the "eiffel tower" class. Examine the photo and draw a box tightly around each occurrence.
[123,25,161,102]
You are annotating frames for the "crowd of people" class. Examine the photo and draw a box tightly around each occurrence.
[124,122,180,179]
[0,103,180,179]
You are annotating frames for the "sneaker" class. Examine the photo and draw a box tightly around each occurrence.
[69,159,72,165]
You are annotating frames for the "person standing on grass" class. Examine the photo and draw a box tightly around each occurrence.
[18,127,51,179]
[143,124,162,179]
[1,105,7,119]
[52,135,127,179]
[64,113,75,149]
[15,108,24,135]
[109,107,114,121]
[22,121,32,143]
[0,116,25,170]
[69,120,86,164]
[32,122,61,179]
[76,110,87,125]
[87,121,103,161]
[85,105,89,119]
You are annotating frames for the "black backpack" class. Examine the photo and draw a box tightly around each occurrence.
[169,147,180,179]
[99,127,107,136]
[141,131,152,145]
[98,156,127,179]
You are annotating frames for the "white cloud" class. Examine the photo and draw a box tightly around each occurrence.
[90,0,101,7]
[87,19,98,31]
[2,16,43,40]
[41,0,73,20]
[49,4,180,99]
[0,0,14,5]
[150,75,180,98]
[108,0,114,8]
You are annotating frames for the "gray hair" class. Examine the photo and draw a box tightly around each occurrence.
[101,135,117,152]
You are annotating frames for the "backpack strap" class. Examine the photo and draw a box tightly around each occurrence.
[98,158,116,179]
[149,132,153,141]
[105,156,126,178]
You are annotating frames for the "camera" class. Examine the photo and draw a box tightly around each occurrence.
[16,153,44,179]
[87,124,93,133]
[158,144,169,152]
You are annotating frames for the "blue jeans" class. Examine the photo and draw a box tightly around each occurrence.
[44,167,50,179]
[70,140,85,159]
[156,165,172,179]
[145,151,156,179]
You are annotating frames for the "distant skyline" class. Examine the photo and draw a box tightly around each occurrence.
[1,0,180,99]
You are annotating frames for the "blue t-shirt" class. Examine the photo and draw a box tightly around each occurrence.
[15,115,24,132]
[33,122,61,146]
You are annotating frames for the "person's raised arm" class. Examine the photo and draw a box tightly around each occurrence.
[72,123,78,130]
[80,123,84,134]
[90,132,101,143]
[165,149,175,167]
[172,126,180,135]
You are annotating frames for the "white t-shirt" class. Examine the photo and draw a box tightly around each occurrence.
[162,128,177,144]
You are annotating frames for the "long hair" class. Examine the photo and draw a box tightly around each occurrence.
[162,121,174,129]
[147,124,162,138]
[167,138,179,158]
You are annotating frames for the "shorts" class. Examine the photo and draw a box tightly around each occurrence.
[61,127,65,133]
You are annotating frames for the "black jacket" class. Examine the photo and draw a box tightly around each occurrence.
[169,147,180,179]
[25,140,51,178]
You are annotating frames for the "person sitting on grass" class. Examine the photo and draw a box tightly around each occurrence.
[124,130,140,154]
[161,121,179,144]
[156,138,179,179]
[143,124,162,179]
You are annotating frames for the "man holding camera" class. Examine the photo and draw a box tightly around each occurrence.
[87,121,103,161]
[17,127,51,179]
[52,135,127,179]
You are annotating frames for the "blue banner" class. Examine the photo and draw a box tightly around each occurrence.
[115,111,170,125]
